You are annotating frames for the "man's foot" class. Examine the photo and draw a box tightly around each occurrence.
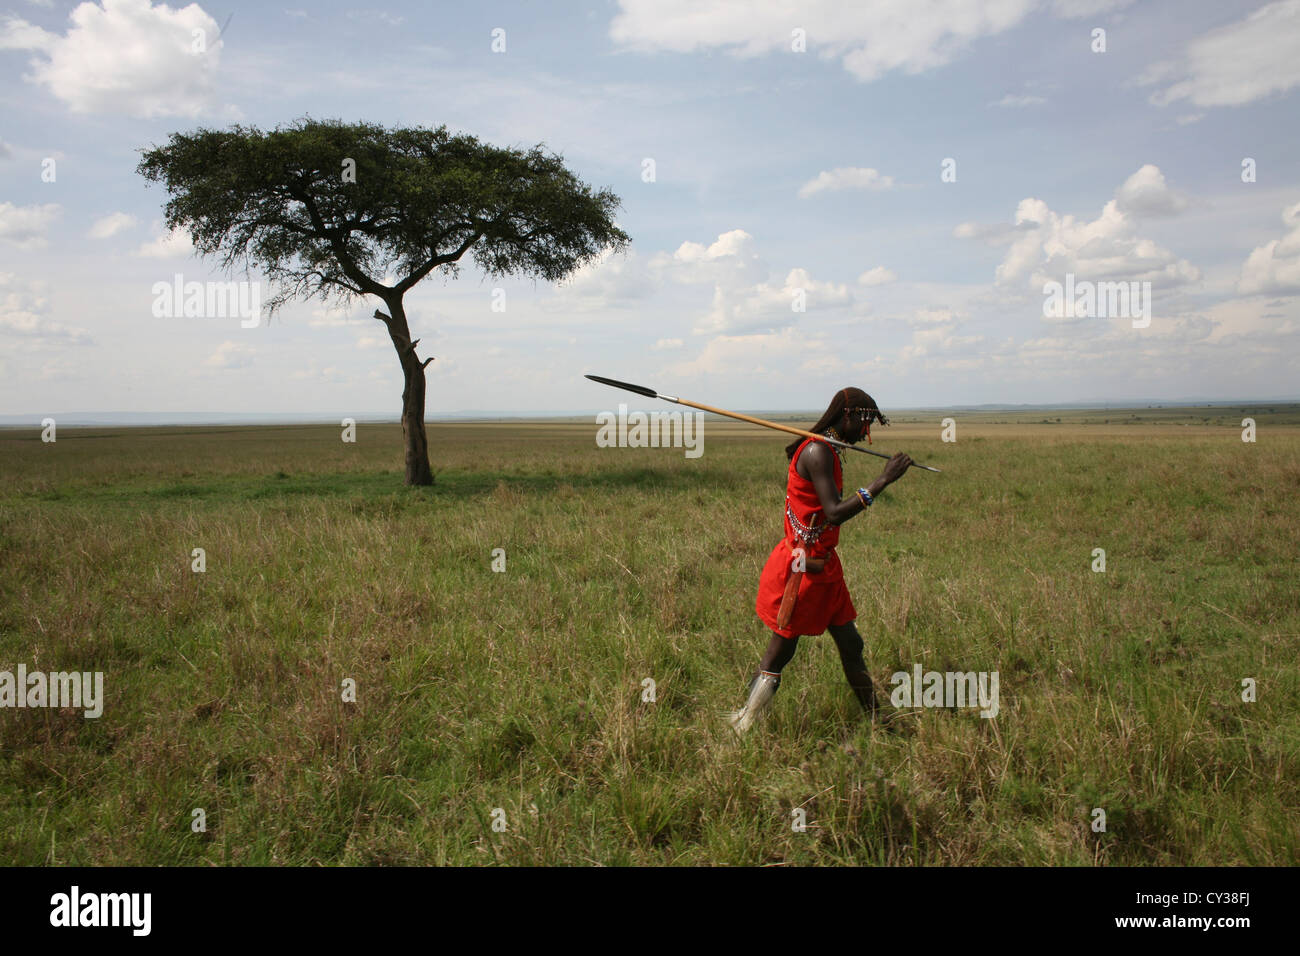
[849,671,879,719]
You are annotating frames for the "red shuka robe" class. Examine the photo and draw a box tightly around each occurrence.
[754,436,857,638]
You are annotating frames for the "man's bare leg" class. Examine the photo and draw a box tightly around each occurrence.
[828,622,878,718]
[759,631,798,675]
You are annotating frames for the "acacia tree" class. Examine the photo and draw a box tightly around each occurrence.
[138,118,628,485]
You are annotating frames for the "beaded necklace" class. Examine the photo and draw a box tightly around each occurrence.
[823,427,847,462]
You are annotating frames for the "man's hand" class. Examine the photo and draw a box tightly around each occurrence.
[880,452,912,485]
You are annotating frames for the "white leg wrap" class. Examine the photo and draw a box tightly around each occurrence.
[728,672,780,734]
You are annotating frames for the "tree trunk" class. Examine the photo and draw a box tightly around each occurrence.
[379,297,434,486]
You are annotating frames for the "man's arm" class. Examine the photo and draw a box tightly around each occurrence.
[799,442,912,525]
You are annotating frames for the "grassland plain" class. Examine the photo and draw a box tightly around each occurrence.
[0,410,1297,866]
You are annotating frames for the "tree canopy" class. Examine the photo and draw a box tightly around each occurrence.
[137,117,630,314]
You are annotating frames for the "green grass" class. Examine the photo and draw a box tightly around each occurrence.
[0,416,1297,865]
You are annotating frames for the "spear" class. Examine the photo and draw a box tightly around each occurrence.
[585,374,942,473]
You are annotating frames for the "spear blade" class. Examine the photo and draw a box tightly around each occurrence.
[582,374,662,400]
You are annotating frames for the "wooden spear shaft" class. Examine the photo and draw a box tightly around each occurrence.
[584,374,942,473]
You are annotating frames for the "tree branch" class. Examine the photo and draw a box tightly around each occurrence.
[395,229,483,294]
[315,274,363,296]
[295,189,389,297]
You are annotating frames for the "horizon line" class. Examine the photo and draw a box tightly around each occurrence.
[3,397,1299,428]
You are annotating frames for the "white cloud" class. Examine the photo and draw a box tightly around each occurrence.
[1,0,226,117]
[652,337,683,350]
[797,353,847,377]
[664,327,829,379]
[135,226,193,258]
[87,211,137,239]
[552,247,658,308]
[651,229,768,286]
[609,0,1039,83]
[1238,201,1300,296]
[957,167,1201,295]
[0,271,91,343]
[989,93,1045,108]
[899,324,985,363]
[1198,292,1300,342]
[203,340,254,368]
[641,230,854,335]
[694,267,850,334]
[0,16,56,50]
[858,266,897,286]
[1114,164,1187,218]
[0,202,60,249]
[797,166,895,198]
[346,9,404,27]
[909,308,961,326]
[1141,0,1300,109]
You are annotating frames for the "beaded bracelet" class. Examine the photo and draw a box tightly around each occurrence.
[856,488,874,507]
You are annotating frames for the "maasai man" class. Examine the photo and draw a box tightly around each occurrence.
[729,387,912,733]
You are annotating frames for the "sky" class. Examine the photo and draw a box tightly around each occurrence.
[1,0,1299,419]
